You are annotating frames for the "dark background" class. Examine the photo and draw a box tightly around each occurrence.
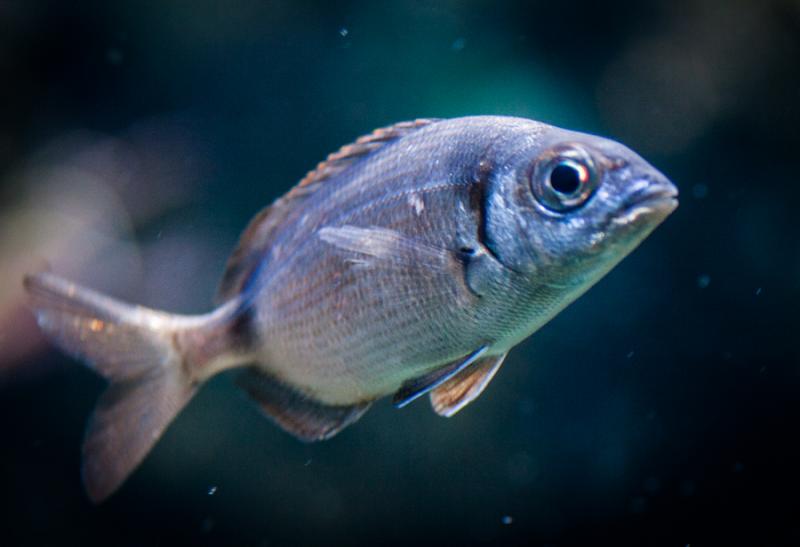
[1,1,799,545]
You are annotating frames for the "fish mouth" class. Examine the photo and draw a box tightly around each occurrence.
[614,181,679,227]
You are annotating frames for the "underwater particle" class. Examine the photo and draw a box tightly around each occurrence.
[626,350,635,359]
[201,517,215,533]
[208,486,217,495]
[755,287,762,296]
[451,37,466,51]
[696,274,711,289]
[304,458,312,467]
[733,462,745,473]
[339,27,348,37]
[691,183,708,199]
[501,515,513,525]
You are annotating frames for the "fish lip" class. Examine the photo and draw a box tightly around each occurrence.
[622,181,679,214]
[610,180,678,229]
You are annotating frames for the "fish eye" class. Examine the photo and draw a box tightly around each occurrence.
[530,144,600,213]
[549,160,587,195]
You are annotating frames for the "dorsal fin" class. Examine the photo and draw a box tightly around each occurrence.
[297,118,440,188]
[215,118,441,303]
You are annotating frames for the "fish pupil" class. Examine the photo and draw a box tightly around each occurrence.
[549,163,582,195]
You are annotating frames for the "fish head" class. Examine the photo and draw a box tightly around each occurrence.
[484,123,678,286]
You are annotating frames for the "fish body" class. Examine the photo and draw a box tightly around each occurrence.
[24,116,678,500]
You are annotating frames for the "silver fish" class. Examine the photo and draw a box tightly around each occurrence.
[24,116,678,501]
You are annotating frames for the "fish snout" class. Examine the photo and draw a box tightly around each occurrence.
[623,175,679,216]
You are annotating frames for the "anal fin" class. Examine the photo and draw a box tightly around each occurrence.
[392,346,489,408]
[237,369,371,441]
[430,353,506,417]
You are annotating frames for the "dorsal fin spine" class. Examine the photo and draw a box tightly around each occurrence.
[297,118,440,188]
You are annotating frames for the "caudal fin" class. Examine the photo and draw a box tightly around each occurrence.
[24,272,200,502]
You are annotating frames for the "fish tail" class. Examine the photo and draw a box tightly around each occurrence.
[23,272,244,502]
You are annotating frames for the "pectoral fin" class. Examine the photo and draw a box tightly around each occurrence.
[318,225,455,270]
[430,353,506,417]
[237,369,371,441]
[393,346,489,408]
[318,224,508,302]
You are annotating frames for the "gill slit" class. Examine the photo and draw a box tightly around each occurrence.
[467,152,523,277]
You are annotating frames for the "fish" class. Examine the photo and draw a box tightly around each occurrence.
[23,115,678,501]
